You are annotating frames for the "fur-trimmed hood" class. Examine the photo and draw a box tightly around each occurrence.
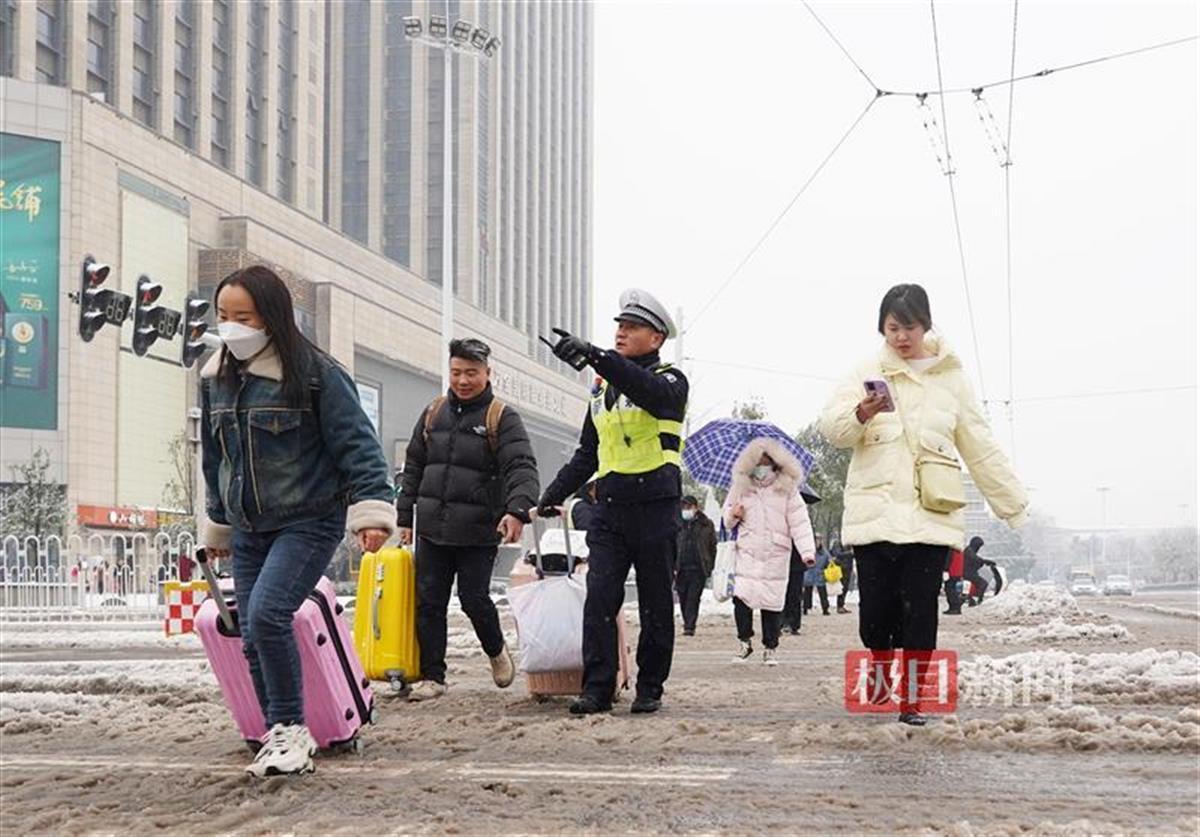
[200,343,282,381]
[728,438,806,497]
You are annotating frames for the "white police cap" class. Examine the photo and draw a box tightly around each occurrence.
[614,288,677,339]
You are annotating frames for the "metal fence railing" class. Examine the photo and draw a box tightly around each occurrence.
[0,533,200,622]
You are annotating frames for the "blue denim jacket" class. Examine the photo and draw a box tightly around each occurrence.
[198,343,395,547]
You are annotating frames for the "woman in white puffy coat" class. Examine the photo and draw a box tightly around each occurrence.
[723,438,816,666]
[819,283,1027,724]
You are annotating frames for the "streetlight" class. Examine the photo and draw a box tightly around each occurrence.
[402,9,500,393]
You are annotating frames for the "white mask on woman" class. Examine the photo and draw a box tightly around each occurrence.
[218,322,270,360]
[751,464,774,482]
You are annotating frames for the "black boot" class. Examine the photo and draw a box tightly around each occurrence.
[569,694,612,715]
[631,695,662,714]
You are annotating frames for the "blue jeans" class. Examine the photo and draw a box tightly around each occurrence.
[231,511,345,726]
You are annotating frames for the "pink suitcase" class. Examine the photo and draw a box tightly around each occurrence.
[509,517,631,701]
[194,550,376,753]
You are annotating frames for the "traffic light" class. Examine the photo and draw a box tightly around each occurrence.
[131,275,180,356]
[181,295,211,368]
[77,255,131,341]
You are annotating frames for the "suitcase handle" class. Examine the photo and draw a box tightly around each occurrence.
[195,548,235,634]
[371,561,384,640]
[531,509,578,579]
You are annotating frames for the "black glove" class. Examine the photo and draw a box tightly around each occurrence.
[536,502,562,519]
[544,328,598,371]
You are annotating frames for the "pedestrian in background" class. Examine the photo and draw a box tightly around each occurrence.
[819,283,1028,725]
[833,539,855,613]
[781,545,806,635]
[723,439,816,666]
[802,534,832,616]
[674,495,717,636]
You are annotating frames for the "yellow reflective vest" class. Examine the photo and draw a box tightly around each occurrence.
[591,365,684,478]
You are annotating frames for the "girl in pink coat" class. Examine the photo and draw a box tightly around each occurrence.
[723,438,817,665]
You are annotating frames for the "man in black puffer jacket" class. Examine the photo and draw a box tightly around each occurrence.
[397,338,540,701]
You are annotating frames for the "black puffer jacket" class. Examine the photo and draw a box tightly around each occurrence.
[397,385,539,547]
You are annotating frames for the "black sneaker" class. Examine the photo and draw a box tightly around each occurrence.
[682,628,695,636]
[898,712,928,727]
[630,696,661,714]
[568,695,612,715]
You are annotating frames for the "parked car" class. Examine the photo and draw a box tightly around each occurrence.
[1103,574,1133,596]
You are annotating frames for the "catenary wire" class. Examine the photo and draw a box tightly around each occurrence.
[801,1,880,92]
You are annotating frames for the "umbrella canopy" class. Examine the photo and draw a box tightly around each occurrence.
[683,419,821,503]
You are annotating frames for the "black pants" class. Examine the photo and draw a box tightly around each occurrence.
[675,571,705,632]
[582,499,678,702]
[803,584,830,614]
[964,571,989,601]
[853,542,945,650]
[943,577,963,612]
[782,553,805,631]
[837,563,854,609]
[734,597,782,649]
[415,537,505,684]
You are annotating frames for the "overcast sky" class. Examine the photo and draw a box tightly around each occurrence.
[591,0,1197,531]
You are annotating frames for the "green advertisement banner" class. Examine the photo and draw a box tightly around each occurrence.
[0,133,61,430]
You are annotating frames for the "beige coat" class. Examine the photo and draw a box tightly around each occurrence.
[819,336,1028,550]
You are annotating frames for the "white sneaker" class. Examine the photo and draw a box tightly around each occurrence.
[763,648,779,667]
[407,680,448,702]
[490,644,515,689]
[732,640,754,663]
[245,723,316,777]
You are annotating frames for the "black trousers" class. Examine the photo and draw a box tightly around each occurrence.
[782,553,805,631]
[733,596,782,649]
[964,571,989,600]
[582,499,678,702]
[853,542,945,650]
[415,537,505,684]
[675,570,705,632]
[837,563,854,609]
[803,584,830,614]
[943,578,963,611]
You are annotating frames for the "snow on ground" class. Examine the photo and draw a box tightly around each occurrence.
[960,648,1200,706]
[975,581,1091,624]
[969,617,1132,645]
[1101,601,1200,622]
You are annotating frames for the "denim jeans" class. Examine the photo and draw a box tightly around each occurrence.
[232,511,346,726]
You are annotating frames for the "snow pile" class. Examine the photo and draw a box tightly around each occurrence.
[1104,601,1200,622]
[928,705,1200,753]
[969,617,1131,645]
[1,627,201,650]
[960,648,1200,706]
[975,581,1084,624]
[0,659,214,706]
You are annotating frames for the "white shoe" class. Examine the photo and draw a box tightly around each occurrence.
[732,640,754,663]
[763,648,779,667]
[407,680,448,702]
[490,644,515,689]
[245,723,316,777]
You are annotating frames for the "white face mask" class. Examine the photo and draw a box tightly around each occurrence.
[218,322,270,361]
[752,464,773,482]
[681,509,696,521]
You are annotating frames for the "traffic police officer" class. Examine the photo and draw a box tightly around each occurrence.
[539,289,688,715]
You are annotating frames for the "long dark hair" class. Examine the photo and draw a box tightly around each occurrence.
[215,265,318,406]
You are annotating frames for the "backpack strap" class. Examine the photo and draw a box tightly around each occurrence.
[422,395,448,444]
[484,399,506,454]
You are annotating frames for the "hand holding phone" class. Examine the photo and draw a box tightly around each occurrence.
[858,379,895,422]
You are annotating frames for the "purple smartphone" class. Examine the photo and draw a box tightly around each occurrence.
[863,380,896,412]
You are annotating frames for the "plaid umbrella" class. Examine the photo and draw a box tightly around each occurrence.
[683,419,821,503]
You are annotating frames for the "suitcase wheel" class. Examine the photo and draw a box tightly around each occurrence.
[533,694,549,704]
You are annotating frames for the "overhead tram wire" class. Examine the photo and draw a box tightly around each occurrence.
[929,0,989,407]
[1004,0,1019,465]
[884,34,1198,99]
[801,1,880,93]
[683,93,881,336]
[984,384,1197,406]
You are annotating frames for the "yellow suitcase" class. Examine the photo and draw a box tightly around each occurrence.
[353,547,420,694]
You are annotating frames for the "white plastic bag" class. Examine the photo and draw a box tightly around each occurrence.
[711,540,737,603]
[827,580,843,599]
[508,574,588,673]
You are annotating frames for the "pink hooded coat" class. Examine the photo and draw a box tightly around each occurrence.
[722,438,818,611]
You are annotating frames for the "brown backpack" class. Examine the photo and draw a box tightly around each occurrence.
[423,395,506,454]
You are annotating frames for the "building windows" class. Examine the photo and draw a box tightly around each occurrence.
[245,0,267,187]
[1,0,16,78]
[35,0,65,86]
[210,0,232,168]
[276,0,296,202]
[382,3,413,266]
[132,0,157,127]
[339,0,370,244]
[85,1,115,98]
[173,0,195,148]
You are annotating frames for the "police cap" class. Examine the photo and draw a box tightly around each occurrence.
[613,288,677,339]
